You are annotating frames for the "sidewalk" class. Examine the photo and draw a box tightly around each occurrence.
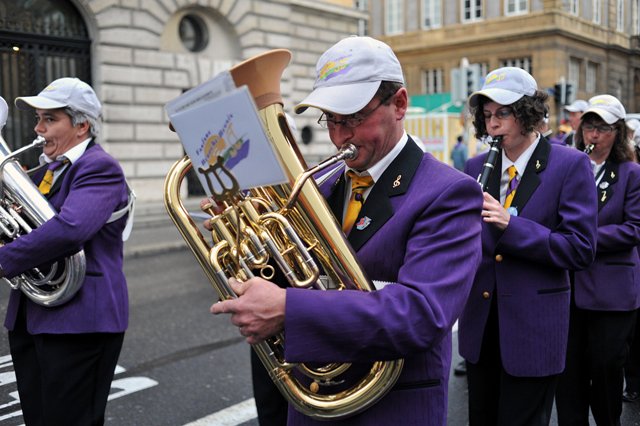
[124,198,203,259]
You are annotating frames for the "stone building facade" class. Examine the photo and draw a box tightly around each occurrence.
[0,0,365,201]
[367,0,640,129]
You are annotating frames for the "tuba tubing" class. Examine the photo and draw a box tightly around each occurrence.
[0,134,86,306]
[164,49,404,420]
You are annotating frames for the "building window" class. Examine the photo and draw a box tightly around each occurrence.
[593,0,601,24]
[356,0,369,35]
[385,0,404,35]
[423,68,444,94]
[586,62,597,93]
[635,0,640,35]
[179,14,209,52]
[569,0,579,15]
[505,0,528,15]
[500,57,531,74]
[462,0,483,23]
[569,57,581,91]
[617,0,624,32]
[422,0,442,29]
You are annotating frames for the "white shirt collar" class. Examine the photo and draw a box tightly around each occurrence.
[501,133,541,177]
[40,137,92,165]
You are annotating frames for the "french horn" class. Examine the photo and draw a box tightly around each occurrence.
[0,96,86,307]
[164,49,404,420]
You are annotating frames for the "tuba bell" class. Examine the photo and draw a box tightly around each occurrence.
[0,97,86,307]
[164,49,404,420]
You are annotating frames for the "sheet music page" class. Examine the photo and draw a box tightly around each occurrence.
[167,85,287,195]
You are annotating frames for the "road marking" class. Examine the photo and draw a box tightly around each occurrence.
[183,398,257,426]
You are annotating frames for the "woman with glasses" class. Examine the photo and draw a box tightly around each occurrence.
[458,67,598,425]
[555,94,640,426]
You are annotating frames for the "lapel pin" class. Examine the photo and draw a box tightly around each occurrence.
[393,175,401,188]
[601,191,607,202]
[355,216,372,231]
[611,171,616,179]
[536,160,541,170]
[599,181,609,190]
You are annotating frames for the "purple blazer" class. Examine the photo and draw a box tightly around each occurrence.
[459,139,598,377]
[283,140,483,425]
[3,142,129,334]
[573,160,640,311]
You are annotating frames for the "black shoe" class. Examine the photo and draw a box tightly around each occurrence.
[622,390,640,402]
[454,360,466,376]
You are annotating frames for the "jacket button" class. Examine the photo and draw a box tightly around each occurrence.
[482,291,490,299]
[495,254,503,262]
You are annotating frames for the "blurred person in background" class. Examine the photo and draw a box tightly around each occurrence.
[564,100,589,147]
[451,134,469,171]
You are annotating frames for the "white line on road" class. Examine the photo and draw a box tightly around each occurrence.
[183,398,257,426]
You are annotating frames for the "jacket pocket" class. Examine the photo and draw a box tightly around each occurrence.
[393,379,440,391]
[537,286,570,295]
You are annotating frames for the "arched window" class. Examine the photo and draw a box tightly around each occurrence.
[0,0,90,165]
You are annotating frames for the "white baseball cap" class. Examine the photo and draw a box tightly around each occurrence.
[564,99,589,113]
[468,67,537,107]
[294,36,404,115]
[583,95,626,125]
[626,118,640,132]
[15,77,102,119]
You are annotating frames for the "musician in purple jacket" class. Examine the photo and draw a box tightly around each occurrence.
[554,95,640,425]
[459,67,598,425]
[2,78,130,425]
[211,36,483,425]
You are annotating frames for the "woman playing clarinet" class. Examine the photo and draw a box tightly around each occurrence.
[459,67,598,425]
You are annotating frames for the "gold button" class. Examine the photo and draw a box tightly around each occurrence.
[482,291,490,299]
[495,254,503,262]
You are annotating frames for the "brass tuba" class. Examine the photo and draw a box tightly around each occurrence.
[0,119,86,306]
[164,49,404,420]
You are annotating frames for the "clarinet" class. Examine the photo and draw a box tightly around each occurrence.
[477,135,503,191]
[584,144,595,154]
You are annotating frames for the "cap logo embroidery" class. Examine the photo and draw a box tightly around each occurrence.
[319,56,351,82]
[485,72,506,85]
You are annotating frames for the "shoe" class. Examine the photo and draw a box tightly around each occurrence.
[454,360,467,376]
[622,390,640,402]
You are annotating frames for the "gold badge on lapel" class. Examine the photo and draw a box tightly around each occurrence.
[536,160,541,170]
[601,191,607,202]
[610,171,616,179]
[393,175,402,188]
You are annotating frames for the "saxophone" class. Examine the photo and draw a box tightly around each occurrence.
[164,49,403,420]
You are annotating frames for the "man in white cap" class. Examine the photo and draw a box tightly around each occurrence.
[564,99,589,146]
[3,77,131,425]
[459,67,597,425]
[211,36,483,425]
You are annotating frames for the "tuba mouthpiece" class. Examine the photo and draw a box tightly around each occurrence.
[338,143,358,161]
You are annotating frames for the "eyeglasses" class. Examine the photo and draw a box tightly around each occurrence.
[482,108,513,121]
[582,123,615,134]
[317,92,396,129]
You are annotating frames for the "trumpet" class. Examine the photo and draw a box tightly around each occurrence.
[584,144,595,154]
[477,135,503,191]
